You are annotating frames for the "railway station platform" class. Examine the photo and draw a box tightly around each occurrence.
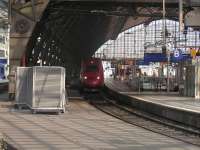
[105,78,200,129]
[0,92,199,150]
[105,78,200,112]
[105,78,200,113]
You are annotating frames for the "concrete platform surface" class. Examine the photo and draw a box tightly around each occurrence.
[0,93,199,150]
[106,78,200,113]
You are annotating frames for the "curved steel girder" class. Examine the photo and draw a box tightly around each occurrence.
[25,0,194,79]
[10,0,49,66]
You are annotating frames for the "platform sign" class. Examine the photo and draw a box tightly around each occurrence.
[137,53,191,65]
[174,50,180,58]
[0,59,7,64]
[173,49,183,61]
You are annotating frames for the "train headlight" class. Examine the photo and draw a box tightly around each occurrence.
[97,76,100,80]
[84,76,87,80]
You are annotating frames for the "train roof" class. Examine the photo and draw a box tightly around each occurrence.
[82,58,102,64]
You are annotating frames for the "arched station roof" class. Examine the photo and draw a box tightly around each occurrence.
[25,1,183,67]
[8,0,198,80]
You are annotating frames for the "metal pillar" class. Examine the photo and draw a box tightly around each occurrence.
[123,33,126,80]
[162,0,170,93]
[162,0,166,46]
[195,59,200,99]
[179,0,184,32]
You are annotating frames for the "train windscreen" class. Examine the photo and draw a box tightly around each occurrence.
[85,65,98,72]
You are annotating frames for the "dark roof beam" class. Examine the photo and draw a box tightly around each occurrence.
[49,15,80,62]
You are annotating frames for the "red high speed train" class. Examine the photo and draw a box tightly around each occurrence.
[80,58,104,91]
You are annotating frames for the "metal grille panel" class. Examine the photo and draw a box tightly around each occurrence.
[15,67,32,105]
[15,66,65,112]
[33,67,65,108]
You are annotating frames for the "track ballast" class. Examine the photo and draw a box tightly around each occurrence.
[84,92,200,147]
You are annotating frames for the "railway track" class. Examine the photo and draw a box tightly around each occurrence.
[85,92,200,147]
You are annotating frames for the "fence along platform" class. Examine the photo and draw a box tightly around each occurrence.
[15,66,66,114]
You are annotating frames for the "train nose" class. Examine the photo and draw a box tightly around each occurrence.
[82,76,103,88]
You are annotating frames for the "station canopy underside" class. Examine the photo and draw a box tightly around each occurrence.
[24,0,199,77]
